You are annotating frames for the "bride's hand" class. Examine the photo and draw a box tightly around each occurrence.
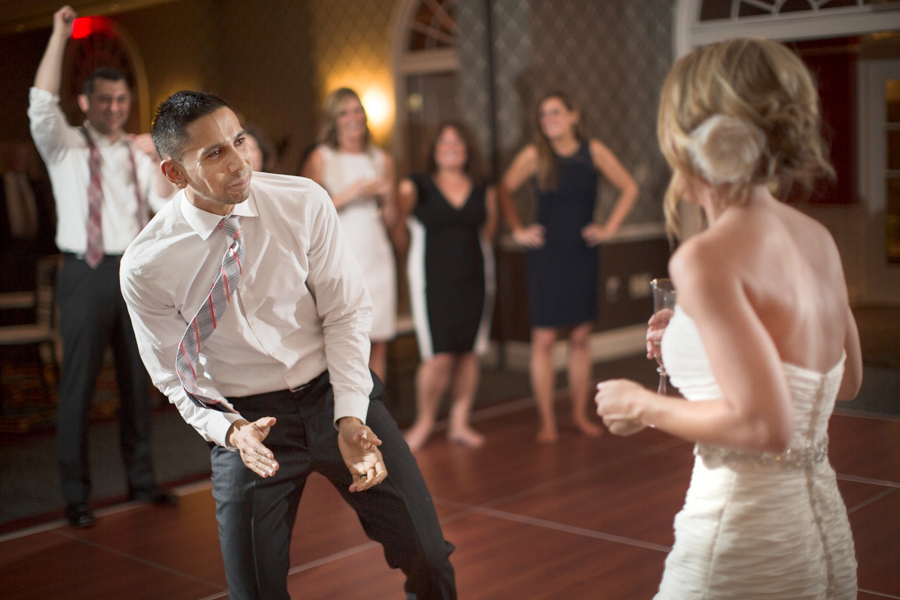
[603,417,646,436]
[595,379,647,436]
[647,308,674,360]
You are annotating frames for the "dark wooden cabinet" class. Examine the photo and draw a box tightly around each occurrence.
[492,229,672,343]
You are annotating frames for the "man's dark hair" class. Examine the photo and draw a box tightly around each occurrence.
[151,91,231,160]
[82,66,129,97]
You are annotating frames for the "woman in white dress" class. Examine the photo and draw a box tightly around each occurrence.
[304,88,398,382]
[595,38,863,599]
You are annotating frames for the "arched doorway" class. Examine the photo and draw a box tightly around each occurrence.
[60,16,150,134]
[388,0,460,323]
[674,0,900,304]
[390,0,460,177]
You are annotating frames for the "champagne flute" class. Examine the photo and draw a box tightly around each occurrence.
[650,278,676,395]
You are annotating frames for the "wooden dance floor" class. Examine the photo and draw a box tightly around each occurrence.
[1,398,898,599]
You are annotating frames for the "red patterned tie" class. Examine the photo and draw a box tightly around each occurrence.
[84,130,104,268]
[80,126,148,268]
[175,215,244,413]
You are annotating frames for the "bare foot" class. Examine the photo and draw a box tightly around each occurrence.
[574,418,603,438]
[536,426,559,445]
[448,426,486,448]
[403,422,433,452]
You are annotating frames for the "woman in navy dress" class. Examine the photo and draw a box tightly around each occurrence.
[499,91,638,444]
[399,121,497,451]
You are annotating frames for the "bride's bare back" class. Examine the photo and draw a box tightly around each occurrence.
[688,190,852,372]
[669,186,862,420]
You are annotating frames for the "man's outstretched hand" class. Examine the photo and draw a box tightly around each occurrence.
[227,417,279,478]
[337,417,387,492]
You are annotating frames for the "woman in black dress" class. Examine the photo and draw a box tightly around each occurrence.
[499,91,638,444]
[399,121,497,451]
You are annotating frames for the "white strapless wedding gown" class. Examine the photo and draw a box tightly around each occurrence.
[656,307,857,600]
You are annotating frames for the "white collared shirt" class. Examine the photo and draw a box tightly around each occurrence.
[120,172,374,447]
[28,87,170,254]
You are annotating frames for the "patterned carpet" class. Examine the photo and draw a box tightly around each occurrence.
[0,346,134,434]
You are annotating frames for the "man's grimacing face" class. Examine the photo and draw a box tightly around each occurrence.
[168,107,253,215]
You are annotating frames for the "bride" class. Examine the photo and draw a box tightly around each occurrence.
[595,37,862,599]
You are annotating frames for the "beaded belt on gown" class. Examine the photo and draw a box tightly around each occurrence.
[694,434,829,470]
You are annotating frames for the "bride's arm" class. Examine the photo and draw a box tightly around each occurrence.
[596,238,794,453]
[836,305,862,402]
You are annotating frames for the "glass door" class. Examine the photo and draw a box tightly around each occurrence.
[860,58,900,304]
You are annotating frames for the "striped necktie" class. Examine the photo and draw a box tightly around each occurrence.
[80,126,147,268]
[84,128,104,268]
[175,215,244,413]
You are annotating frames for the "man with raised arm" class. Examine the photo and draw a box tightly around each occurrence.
[120,89,457,600]
[29,5,177,529]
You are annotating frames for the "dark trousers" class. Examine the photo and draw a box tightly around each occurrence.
[56,254,157,505]
[211,371,456,600]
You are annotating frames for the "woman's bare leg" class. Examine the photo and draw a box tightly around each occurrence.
[404,353,453,451]
[447,353,484,447]
[568,322,602,437]
[531,327,559,444]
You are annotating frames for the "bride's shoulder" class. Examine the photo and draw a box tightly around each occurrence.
[669,227,746,301]
[670,226,736,271]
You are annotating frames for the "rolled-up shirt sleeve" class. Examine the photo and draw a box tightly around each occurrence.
[28,87,82,164]
[120,256,244,447]
[304,183,374,425]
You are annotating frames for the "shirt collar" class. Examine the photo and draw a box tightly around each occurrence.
[179,187,259,241]
[83,120,130,149]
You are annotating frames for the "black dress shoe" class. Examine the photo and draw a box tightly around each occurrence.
[65,503,95,528]
[129,487,179,506]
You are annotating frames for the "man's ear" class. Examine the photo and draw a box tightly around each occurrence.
[160,159,188,189]
[77,94,89,114]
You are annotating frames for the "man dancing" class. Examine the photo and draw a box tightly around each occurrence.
[121,90,456,600]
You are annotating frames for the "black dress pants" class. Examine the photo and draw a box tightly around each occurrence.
[56,254,157,505]
[210,371,456,600]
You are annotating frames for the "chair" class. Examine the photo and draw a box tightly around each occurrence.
[0,291,36,310]
[0,254,62,408]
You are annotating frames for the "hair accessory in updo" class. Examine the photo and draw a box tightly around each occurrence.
[688,114,766,185]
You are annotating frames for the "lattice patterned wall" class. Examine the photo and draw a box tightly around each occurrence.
[529,0,672,224]
[458,0,672,226]
[456,0,495,173]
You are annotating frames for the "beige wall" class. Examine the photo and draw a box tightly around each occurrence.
[1,0,399,174]
[117,0,321,174]
[307,0,398,150]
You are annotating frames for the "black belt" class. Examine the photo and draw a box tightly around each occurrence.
[226,370,329,404]
[207,371,329,451]
[62,251,123,261]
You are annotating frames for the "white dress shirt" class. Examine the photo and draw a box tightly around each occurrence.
[28,87,170,254]
[120,172,374,448]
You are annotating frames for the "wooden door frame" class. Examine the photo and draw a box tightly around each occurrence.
[389,0,459,174]
[674,0,900,58]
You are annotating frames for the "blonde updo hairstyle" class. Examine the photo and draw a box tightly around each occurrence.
[657,37,834,239]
